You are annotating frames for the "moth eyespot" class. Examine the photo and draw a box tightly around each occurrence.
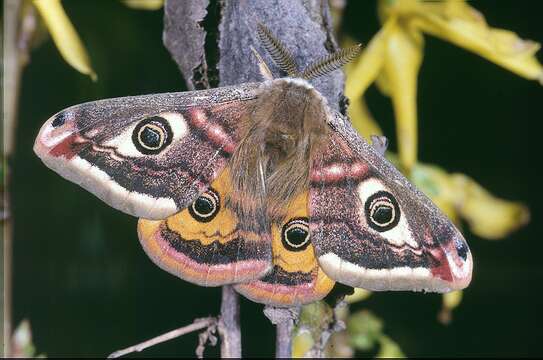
[51,112,67,128]
[454,237,469,261]
[365,191,401,232]
[132,116,173,155]
[281,217,310,252]
[188,188,220,222]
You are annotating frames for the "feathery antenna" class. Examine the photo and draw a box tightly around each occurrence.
[256,23,299,77]
[256,22,362,80]
[300,44,362,80]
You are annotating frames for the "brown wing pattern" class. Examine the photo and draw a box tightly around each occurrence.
[34,84,259,219]
[309,132,472,292]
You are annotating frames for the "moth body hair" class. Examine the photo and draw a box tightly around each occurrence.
[282,77,315,90]
[228,79,331,224]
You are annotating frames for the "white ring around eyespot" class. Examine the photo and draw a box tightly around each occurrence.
[137,123,166,150]
[357,178,418,249]
[104,112,188,158]
[368,197,396,227]
[284,222,310,249]
[191,191,219,218]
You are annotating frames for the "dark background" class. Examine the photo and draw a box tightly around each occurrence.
[10,0,543,357]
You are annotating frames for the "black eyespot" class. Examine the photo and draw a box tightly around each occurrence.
[132,116,173,155]
[365,191,401,232]
[374,205,393,224]
[281,217,310,252]
[188,188,220,222]
[454,237,468,261]
[51,113,66,128]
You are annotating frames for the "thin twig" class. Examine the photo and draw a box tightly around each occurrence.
[196,321,218,359]
[264,306,300,358]
[107,317,217,358]
[275,318,294,358]
[3,1,22,355]
[218,285,242,357]
[4,0,38,356]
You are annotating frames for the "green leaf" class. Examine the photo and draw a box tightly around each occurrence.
[347,310,383,351]
[377,335,405,358]
[11,319,46,357]
[291,301,335,357]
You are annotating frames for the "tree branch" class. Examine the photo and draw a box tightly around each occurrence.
[3,0,38,356]
[276,320,293,358]
[162,0,346,357]
[107,317,217,358]
[218,285,242,358]
[163,2,243,357]
[264,306,300,358]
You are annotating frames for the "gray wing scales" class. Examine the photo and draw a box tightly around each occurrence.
[34,83,260,219]
[309,117,473,293]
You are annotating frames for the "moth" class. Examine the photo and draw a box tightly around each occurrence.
[34,24,472,307]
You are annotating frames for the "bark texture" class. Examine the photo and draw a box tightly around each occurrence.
[164,0,347,111]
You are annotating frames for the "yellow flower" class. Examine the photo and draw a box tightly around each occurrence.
[31,0,164,81]
[120,0,164,11]
[449,173,530,240]
[334,151,529,324]
[438,290,463,325]
[345,0,536,324]
[385,153,530,240]
[346,0,543,172]
[33,0,96,80]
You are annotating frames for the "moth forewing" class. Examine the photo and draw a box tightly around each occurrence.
[33,84,262,220]
[308,108,473,293]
